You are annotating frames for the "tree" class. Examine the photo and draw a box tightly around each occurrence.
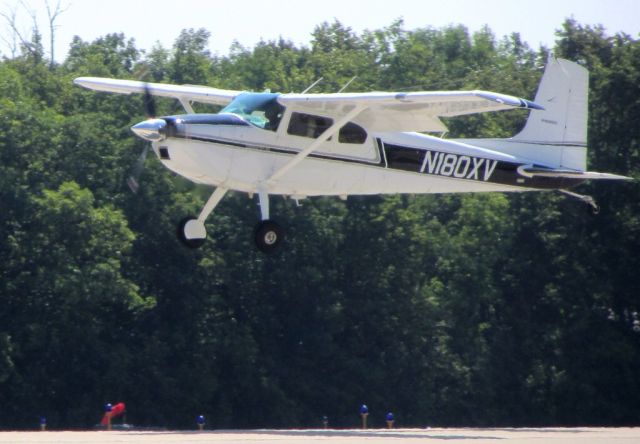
[45,0,69,69]
[0,182,150,426]
[168,28,212,85]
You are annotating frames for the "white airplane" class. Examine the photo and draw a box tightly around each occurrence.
[75,58,629,253]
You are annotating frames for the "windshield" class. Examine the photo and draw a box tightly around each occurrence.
[220,92,284,131]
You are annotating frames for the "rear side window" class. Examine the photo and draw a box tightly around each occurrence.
[339,122,367,144]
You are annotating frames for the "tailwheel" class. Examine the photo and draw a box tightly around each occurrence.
[177,216,207,249]
[559,189,600,216]
[588,202,600,216]
[254,220,284,254]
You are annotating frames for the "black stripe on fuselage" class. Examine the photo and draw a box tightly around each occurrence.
[166,133,584,190]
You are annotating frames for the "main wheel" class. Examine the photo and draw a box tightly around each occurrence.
[177,216,206,248]
[254,220,284,253]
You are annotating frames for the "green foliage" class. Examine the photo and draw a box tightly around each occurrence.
[0,18,639,429]
[168,28,212,85]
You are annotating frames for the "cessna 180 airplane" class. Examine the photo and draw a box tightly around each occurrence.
[75,58,629,253]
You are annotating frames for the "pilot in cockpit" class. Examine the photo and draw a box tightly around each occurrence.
[263,101,284,131]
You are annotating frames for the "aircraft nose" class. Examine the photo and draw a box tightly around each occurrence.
[131,118,167,142]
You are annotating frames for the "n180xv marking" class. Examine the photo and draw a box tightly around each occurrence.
[420,151,499,182]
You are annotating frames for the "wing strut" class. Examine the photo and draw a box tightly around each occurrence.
[266,105,366,186]
[178,97,195,114]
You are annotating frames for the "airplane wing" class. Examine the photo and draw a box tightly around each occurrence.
[74,77,540,133]
[278,90,543,133]
[74,77,240,107]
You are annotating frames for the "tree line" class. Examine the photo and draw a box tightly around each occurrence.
[0,18,639,429]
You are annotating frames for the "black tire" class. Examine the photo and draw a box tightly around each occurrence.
[177,216,206,249]
[254,220,284,253]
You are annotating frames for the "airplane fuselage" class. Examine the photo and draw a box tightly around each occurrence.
[151,113,584,198]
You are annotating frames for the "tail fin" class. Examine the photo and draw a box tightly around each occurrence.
[456,58,589,171]
[511,57,588,170]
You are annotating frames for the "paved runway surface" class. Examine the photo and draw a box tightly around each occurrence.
[0,428,639,443]
[0,428,640,444]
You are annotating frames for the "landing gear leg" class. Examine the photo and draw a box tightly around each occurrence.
[559,189,600,215]
[177,187,228,248]
[253,189,284,253]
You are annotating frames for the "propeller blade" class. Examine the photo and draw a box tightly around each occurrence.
[143,83,157,118]
[126,75,158,193]
[127,144,150,194]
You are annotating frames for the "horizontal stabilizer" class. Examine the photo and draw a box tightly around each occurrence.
[518,165,632,180]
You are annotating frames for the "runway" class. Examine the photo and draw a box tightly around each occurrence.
[0,428,639,443]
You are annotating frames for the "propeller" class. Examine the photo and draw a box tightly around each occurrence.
[142,83,157,119]
[127,83,157,194]
[126,144,149,193]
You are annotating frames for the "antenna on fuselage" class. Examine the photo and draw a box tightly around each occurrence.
[301,77,323,94]
[337,76,357,93]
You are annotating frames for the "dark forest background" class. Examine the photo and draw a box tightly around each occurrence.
[0,17,639,429]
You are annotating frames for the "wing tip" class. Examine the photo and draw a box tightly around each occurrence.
[475,91,545,111]
[521,98,545,111]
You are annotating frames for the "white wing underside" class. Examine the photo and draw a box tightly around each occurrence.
[74,77,540,133]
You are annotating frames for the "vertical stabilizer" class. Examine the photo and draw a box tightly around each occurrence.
[514,58,588,146]
[512,58,589,170]
[457,58,589,171]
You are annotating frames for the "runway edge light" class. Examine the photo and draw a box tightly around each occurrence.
[359,404,369,429]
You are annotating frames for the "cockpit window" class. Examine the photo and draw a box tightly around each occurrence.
[220,92,284,131]
[287,112,334,138]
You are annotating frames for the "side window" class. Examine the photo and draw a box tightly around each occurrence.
[339,122,367,144]
[287,112,334,138]
[287,112,368,144]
